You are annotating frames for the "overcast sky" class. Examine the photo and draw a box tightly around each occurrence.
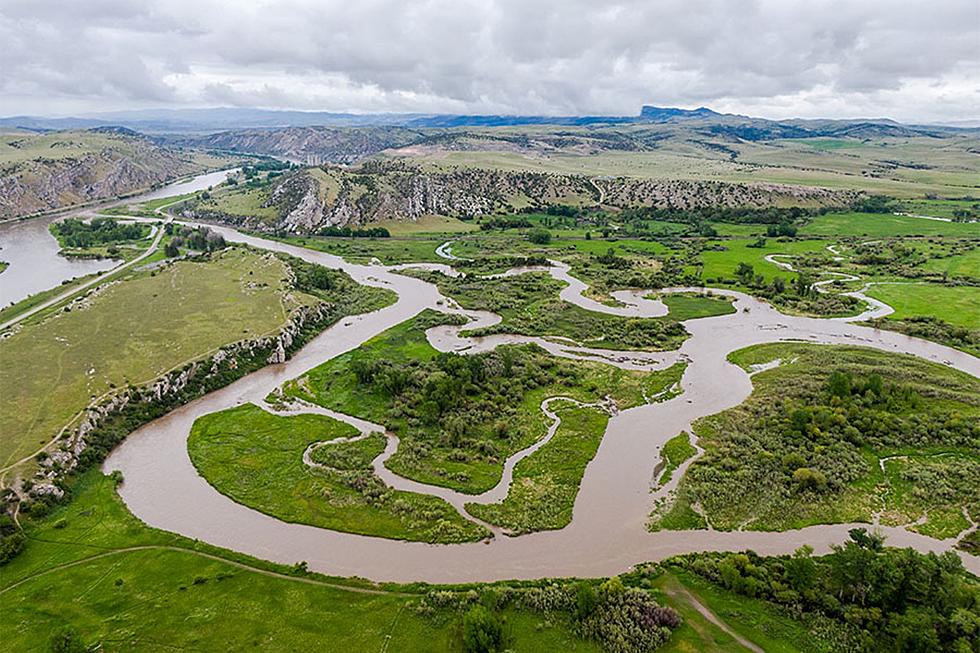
[1,0,978,122]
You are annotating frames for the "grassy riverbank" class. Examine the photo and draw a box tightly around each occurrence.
[189,404,489,542]
[652,343,980,536]
[0,472,598,652]
[0,246,393,475]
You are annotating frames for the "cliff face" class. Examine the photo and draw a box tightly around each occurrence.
[0,131,199,219]
[185,161,856,234]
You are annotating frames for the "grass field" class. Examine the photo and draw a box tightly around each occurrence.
[693,238,827,284]
[918,247,980,280]
[0,249,298,470]
[374,214,479,235]
[189,403,489,542]
[800,212,980,237]
[550,238,671,257]
[865,283,979,329]
[271,233,446,264]
[0,471,600,652]
[661,294,736,321]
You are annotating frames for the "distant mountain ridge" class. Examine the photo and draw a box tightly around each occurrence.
[2,105,972,135]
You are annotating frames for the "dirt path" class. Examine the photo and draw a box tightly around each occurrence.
[0,544,410,598]
[662,577,764,653]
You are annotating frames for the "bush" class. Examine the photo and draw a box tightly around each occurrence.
[528,228,552,244]
[462,605,505,653]
[49,626,85,653]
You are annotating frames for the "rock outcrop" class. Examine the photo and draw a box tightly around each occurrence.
[0,130,201,219]
[185,160,857,234]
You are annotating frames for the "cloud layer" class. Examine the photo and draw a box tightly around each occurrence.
[1,0,977,121]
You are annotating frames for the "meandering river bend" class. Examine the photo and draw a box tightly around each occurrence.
[100,226,979,582]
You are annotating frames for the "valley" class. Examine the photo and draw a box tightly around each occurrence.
[1,116,978,653]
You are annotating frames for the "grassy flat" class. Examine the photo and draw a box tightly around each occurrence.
[271,233,446,264]
[189,404,489,542]
[918,247,980,280]
[0,472,598,652]
[657,432,697,485]
[693,239,828,285]
[0,249,294,469]
[865,283,979,329]
[800,212,980,237]
[661,294,736,321]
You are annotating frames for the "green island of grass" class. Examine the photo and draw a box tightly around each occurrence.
[284,310,682,498]
[189,404,489,542]
[651,343,980,536]
[660,294,736,321]
[656,432,697,486]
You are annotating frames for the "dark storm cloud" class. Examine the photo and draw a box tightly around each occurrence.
[0,0,977,121]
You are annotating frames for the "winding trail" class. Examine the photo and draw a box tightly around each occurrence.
[94,229,980,583]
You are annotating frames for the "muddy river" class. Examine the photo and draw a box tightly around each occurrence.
[101,228,980,582]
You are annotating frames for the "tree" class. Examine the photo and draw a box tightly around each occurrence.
[735,262,755,285]
[528,228,551,245]
[827,370,852,398]
[575,582,599,620]
[164,242,180,258]
[785,545,817,592]
[462,605,505,653]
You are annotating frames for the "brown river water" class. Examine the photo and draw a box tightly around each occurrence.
[100,227,980,582]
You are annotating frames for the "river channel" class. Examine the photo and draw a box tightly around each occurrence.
[99,226,980,583]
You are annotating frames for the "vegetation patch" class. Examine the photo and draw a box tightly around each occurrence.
[468,364,683,534]
[670,529,980,653]
[0,472,600,652]
[285,311,679,495]
[657,433,697,486]
[655,343,979,534]
[864,282,979,330]
[408,269,690,351]
[660,294,735,321]
[189,404,488,542]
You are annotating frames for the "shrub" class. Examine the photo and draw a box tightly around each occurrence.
[462,605,505,653]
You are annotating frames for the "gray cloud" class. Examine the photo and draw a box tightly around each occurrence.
[1,0,977,122]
